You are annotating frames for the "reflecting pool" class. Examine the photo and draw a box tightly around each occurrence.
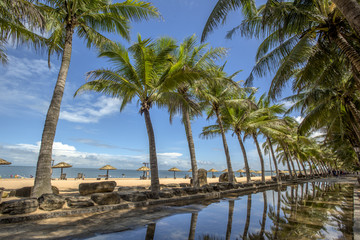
[87,182,354,240]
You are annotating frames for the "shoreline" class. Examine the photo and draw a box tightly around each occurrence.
[0,176,269,193]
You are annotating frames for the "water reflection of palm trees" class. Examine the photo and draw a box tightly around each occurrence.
[145,223,156,240]
[190,182,353,240]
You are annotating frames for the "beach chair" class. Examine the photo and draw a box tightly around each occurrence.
[75,173,84,180]
[60,173,67,180]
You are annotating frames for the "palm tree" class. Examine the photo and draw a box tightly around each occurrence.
[0,0,47,64]
[198,67,242,183]
[31,0,159,197]
[165,35,226,187]
[75,36,196,194]
[331,0,360,37]
[241,0,360,97]
[200,0,257,42]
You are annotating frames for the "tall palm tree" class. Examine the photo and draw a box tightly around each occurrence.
[75,36,196,194]
[198,67,242,183]
[31,0,159,197]
[165,35,226,187]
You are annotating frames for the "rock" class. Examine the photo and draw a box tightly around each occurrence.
[357,177,360,185]
[66,196,95,208]
[118,186,146,192]
[219,173,237,183]
[2,191,8,198]
[201,185,214,193]
[1,198,38,215]
[0,188,3,202]
[159,191,174,198]
[197,168,208,186]
[91,192,121,205]
[15,187,32,198]
[166,184,180,188]
[179,183,191,188]
[79,181,116,195]
[38,194,65,211]
[144,191,160,199]
[212,185,221,191]
[173,188,187,196]
[51,186,60,195]
[15,186,59,198]
[118,192,147,202]
[242,183,253,188]
[183,187,198,195]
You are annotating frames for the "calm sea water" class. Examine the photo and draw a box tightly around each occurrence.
[0,166,273,179]
[86,182,354,240]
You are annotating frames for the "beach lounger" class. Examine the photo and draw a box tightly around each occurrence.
[75,173,84,180]
[97,174,108,180]
[60,173,67,180]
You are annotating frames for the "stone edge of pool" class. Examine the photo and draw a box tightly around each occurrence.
[354,183,360,240]
[0,177,358,224]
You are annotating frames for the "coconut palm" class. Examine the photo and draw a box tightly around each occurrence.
[165,35,226,187]
[0,0,47,64]
[198,66,242,183]
[200,0,257,42]
[31,0,159,197]
[75,36,197,194]
[241,0,360,97]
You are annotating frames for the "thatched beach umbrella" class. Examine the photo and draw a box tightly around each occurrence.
[222,169,228,172]
[0,158,11,165]
[168,167,181,179]
[208,168,218,178]
[236,169,245,177]
[188,169,192,172]
[137,166,150,179]
[52,162,72,178]
[255,170,262,175]
[99,165,117,179]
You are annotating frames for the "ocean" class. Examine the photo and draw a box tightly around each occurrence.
[0,166,274,179]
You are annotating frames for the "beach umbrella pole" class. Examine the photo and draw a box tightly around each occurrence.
[61,168,63,178]
[106,170,109,179]
[174,171,176,179]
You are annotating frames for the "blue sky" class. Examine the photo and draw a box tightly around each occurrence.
[0,0,294,171]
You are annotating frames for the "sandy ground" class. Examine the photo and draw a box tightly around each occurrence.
[0,176,269,193]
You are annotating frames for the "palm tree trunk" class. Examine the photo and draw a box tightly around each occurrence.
[31,26,74,198]
[331,0,360,37]
[143,108,160,194]
[274,186,281,239]
[253,134,265,182]
[268,138,279,181]
[299,159,308,177]
[226,200,234,240]
[215,109,235,183]
[243,194,252,239]
[236,131,251,183]
[182,106,199,187]
[281,143,293,180]
[145,223,156,240]
[260,191,267,238]
[295,157,302,174]
[188,212,198,240]
[308,161,314,176]
[286,147,297,180]
[311,159,320,175]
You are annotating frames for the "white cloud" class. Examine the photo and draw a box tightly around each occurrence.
[0,55,58,116]
[279,100,294,109]
[60,96,121,123]
[295,116,304,123]
[0,141,187,169]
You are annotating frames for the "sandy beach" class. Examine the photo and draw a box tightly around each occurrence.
[0,176,270,194]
